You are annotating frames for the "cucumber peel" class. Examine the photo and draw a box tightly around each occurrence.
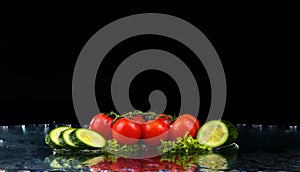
[197,120,238,148]
[59,128,79,150]
[70,128,106,149]
[45,126,70,149]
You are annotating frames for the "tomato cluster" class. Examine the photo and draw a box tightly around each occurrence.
[89,112,200,146]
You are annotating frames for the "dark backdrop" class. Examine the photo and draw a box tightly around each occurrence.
[0,5,298,125]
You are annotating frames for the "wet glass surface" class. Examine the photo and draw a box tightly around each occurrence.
[0,124,300,171]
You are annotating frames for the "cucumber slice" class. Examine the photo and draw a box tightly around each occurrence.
[70,128,106,149]
[197,120,238,148]
[45,126,70,149]
[59,128,79,149]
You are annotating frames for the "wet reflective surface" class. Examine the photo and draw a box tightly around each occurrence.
[0,124,300,171]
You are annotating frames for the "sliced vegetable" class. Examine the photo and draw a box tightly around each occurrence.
[197,120,238,148]
[70,128,106,149]
[59,128,79,150]
[45,126,70,149]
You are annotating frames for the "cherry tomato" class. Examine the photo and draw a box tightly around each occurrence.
[89,113,113,140]
[170,117,198,140]
[112,118,142,145]
[178,114,200,130]
[141,117,170,145]
[156,114,172,125]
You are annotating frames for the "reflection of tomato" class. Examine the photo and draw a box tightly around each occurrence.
[170,162,197,172]
[169,156,197,172]
[178,114,200,130]
[90,160,112,171]
[170,117,198,140]
[142,156,171,171]
[89,113,113,140]
[112,118,142,145]
[111,157,141,172]
[141,117,170,145]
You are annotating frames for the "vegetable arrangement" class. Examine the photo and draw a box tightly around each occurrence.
[89,111,205,145]
[45,110,238,156]
[45,144,238,171]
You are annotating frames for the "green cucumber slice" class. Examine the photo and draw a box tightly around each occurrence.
[59,128,79,149]
[70,128,106,149]
[45,126,70,149]
[197,120,238,148]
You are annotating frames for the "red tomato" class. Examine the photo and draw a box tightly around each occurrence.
[170,117,198,140]
[89,113,113,140]
[157,113,172,120]
[112,118,142,145]
[156,114,172,125]
[178,114,200,130]
[141,117,170,145]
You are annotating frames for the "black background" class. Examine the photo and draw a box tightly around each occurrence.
[0,5,299,125]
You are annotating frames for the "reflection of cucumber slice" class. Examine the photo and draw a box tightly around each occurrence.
[59,128,79,149]
[81,155,106,166]
[197,120,238,148]
[45,155,70,169]
[45,154,106,170]
[70,128,106,149]
[45,126,70,149]
[198,153,229,170]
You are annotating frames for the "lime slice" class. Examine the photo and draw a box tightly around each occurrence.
[71,128,106,149]
[197,120,228,148]
[197,120,238,148]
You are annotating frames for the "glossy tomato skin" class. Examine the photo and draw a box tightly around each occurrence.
[112,118,142,145]
[178,114,200,130]
[156,114,172,125]
[141,117,170,145]
[89,113,113,140]
[170,117,198,140]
